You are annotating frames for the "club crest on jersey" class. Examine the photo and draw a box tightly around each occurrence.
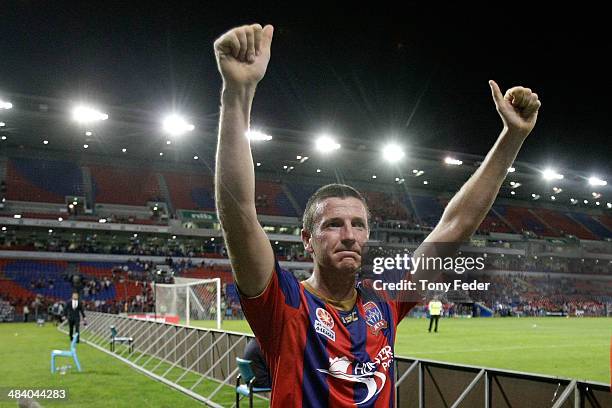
[363,302,387,335]
[315,307,336,341]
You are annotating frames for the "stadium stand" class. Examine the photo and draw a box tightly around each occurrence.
[569,212,612,239]
[493,205,557,236]
[5,158,85,203]
[163,171,216,211]
[411,194,444,227]
[254,180,297,217]
[90,165,162,206]
[531,208,599,240]
[2,260,69,299]
[285,182,321,212]
[477,211,513,233]
[361,190,412,221]
[593,214,612,232]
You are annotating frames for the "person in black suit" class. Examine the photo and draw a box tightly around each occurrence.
[243,338,271,389]
[65,292,86,343]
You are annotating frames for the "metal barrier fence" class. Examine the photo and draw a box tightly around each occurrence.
[64,312,611,407]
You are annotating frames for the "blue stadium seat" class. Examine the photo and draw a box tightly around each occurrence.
[569,212,612,239]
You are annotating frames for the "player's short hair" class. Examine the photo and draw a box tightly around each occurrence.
[302,184,370,233]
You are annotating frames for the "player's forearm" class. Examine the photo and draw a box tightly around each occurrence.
[215,84,258,223]
[439,128,527,241]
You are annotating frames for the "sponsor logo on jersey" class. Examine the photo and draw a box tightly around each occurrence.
[341,310,359,325]
[317,352,390,405]
[363,302,388,335]
[315,307,336,341]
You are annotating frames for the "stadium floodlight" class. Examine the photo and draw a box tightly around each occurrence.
[316,168,321,173]
[509,181,521,189]
[552,187,563,194]
[412,169,424,177]
[256,162,261,167]
[0,100,13,109]
[583,200,589,204]
[1,136,6,141]
[83,144,89,149]
[246,130,272,141]
[166,140,172,145]
[99,218,107,223]
[531,193,540,200]
[72,105,108,123]
[372,175,377,179]
[382,143,405,163]
[592,192,602,199]
[43,140,49,145]
[58,217,63,222]
[507,167,516,173]
[444,157,463,166]
[607,203,612,209]
[193,155,199,160]
[588,176,607,186]
[510,191,516,195]
[1,227,6,231]
[0,122,5,127]
[159,152,164,156]
[595,202,600,206]
[162,114,194,136]
[315,135,341,153]
[85,131,92,136]
[13,214,21,219]
[570,198,578,205]
[551,196,556,200]
[423,180,429,185]
[122,148,127,153]
[542,168,563,180]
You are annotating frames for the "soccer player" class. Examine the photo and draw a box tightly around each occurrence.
[214,23,541,407]
[428,296,443,333]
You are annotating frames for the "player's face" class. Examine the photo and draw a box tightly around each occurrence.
[303,197,369,274]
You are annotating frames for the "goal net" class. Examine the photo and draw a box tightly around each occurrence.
[154,277,221,328]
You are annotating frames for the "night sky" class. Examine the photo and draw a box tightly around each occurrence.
[1,2,610,176]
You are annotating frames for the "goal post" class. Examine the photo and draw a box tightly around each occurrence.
[154,277,221,329]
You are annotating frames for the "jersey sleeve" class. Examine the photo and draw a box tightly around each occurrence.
[237,259,301,355]
[388,299,418,326]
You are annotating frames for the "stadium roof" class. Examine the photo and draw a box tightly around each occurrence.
[0,92,609,210]
[0,4,610,210]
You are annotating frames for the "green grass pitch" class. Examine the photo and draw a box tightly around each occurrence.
[1,317,609,407]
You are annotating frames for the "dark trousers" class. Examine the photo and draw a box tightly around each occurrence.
[428,315,440,332]
[68,319,80,342]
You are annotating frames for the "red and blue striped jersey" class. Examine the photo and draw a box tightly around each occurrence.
[239,261,416,407]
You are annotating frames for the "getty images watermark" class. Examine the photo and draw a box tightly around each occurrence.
[356,243,492,302]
